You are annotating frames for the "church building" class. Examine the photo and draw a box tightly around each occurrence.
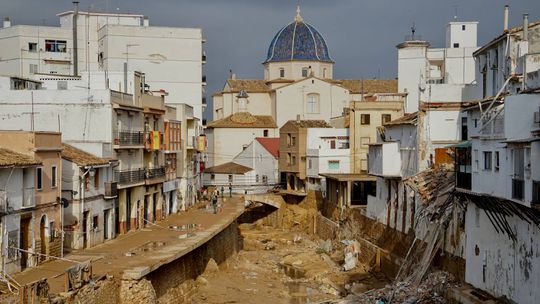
[207,6,399,168]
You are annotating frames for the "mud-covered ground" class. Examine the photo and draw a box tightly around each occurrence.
[192,223,388,304]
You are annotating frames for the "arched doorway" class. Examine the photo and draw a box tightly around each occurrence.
[39,215,48,263]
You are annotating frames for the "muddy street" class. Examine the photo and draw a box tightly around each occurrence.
[192,221,388,304]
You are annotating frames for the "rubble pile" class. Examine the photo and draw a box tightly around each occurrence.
[337,271,456,304]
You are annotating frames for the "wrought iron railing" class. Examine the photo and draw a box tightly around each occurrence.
[114,169,145,185]
[114,131,144,146]
[145,167,166,180]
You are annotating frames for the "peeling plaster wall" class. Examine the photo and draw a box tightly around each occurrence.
[465,204,540,303]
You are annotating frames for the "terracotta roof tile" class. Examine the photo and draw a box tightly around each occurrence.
[0,148,41,168]
[62,144,109,167]
[226,79,270,92]
[206,112,277,129]
[336,79,398,94]
[204,162,252,174]
[256,137,280,158]
[286,120,332,128]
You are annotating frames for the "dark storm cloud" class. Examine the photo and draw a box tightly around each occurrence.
[2,0,540,118]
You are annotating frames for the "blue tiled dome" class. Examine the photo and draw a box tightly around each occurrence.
[265,18,332,63]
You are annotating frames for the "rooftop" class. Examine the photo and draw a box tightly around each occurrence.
[384,112,418,126]
[62,144,110,167]
[335,79,398,94]
[206,112,277,129]
[0,148,41,168]
[256,137,280,158]
[285,120,332,129]
[204,162,252,174]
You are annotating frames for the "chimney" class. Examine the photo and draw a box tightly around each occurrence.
[503,5,509,32]
[143,16,149,27]
[523,13,529,41]
[3,17,11,28]
[231,73,237,80]
[73,1,80,77]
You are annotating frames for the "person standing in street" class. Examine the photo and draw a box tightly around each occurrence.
[211,190,218,214]
[229,183,232,197]
[221,185,225,201]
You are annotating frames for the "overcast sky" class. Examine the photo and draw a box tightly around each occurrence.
[2,0,540,117]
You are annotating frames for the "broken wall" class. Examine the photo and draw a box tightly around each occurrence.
[465,204,540,303]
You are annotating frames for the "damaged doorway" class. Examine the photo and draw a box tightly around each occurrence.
[20,213,32,269]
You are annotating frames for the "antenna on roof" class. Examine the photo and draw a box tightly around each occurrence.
[453,5,458,21]
[411,22,416,39]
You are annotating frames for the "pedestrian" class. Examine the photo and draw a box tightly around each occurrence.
[211,190,218,214]
[220,185,225,201]
[229,183,232,198]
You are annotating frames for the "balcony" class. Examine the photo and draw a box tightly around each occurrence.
[104,182,118,199]
[114,168,145,186]
[114,131,144,148]
[512,178,524,201]
[368,142,402,177]
[144,131,163,151]
[202,54,207,64]
[202,75,207,86]
[22,188,35,208]
[145,167,166,181]
[110,90,134,107]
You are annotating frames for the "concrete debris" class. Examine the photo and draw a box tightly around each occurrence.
[341,240,360,271]
[196,276,209,286]
[334,271,454,304]
[317,239,333,253]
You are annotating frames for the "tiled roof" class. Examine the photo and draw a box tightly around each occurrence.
[62,144,109,167]
[206,112,277,129]
[0,148,41,168]
[474,20,540,56]
[204,162,252,174]
[286,120,332,128]
[336,79,398,94]
[226,79,270,92]
[384,112,418,126]
[256,137,280,158]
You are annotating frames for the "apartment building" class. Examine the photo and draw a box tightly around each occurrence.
[0,8,206,120]
[0,148,41,274]
[0,131,63,265]
[163,106,182,216]
[61,144,115,250]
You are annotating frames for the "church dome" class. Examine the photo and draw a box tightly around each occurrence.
[265,9,332,63]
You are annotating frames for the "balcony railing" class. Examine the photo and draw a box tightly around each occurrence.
[110,90,134,107]
[114,169,145,185]
[145,167,166,180]
[512,178,524,201]
[114,131,144,146]
[22,188,35,208]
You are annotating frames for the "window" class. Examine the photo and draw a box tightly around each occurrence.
[256,175,260,183]
[93,216,99,230]
[292,156,296,165]
[287,133,292,146]
[50,166,57,188]
[45,40,67,53]
[306,93,320,114]
[29,64,38,74]
[461,117,468,140]
[28,42,38,52]
[474,119,478,128]
[381,114,392,124]
[453,43,460,48]
[36,167,43,190]
[242,145,247,151]
[330,140,336,149]
[94,169,100,189]
[263,130,269,137]
[287,153,292,165]
[323,68,327,78]
[291,136,296,146]
[210,174,215,181]
[228,175,233,183]
[279,68,285,78]
[57,81,68,90]
[473,149,479,171]
[361,114,370,125]
[49,221,56,242]
[340,141,350,149]
[328,160,340,170]
[483,151,492,170]
[462,25,466,31]
[302,67,309,77]
[308,158,312,169]
[494,151,500,171]
[262,175,268,183]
